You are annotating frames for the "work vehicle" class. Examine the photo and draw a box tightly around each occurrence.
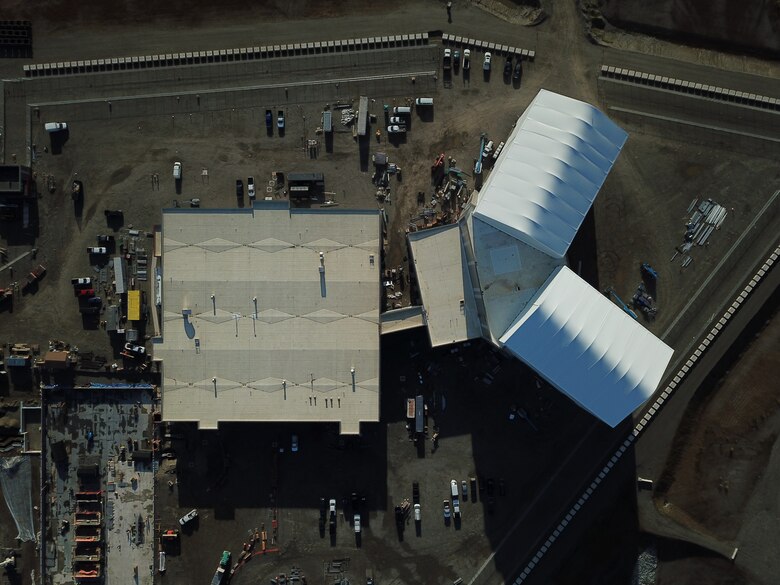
[415,98,434,107]
[210,551,231,585]
[173,161,182,180]
[387,125,406,134]
[44,122,67,132]
[24,265,46,288]
[354,513,361,533]
[86,247,107,254]
[178,509,198,526]
[462,49,471,70]
[413,503,421,522]
[277,110,285,129]
[71,277,92,286]
[513,60,523,81]
[265,109,273,129]
[483,52,491,71]
[247,177,255,199]
[124,343,146,357]
[236,179,244,198]
[442,48,452,70]
[504,55,512,78]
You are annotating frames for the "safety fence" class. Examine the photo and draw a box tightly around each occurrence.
[22,33,431,78]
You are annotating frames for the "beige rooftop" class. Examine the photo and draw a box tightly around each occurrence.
[155,203,381,434]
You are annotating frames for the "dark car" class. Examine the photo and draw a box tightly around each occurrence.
[236,179,244,198]
[319,498,327,520]
[513,60,523,81]
[503,56,512,78]
[487,478,495,496]
[499,478,506,496]
[412,482,420,505]
[265,109,273,129]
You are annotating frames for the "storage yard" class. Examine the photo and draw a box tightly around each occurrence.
[1,1,779,585]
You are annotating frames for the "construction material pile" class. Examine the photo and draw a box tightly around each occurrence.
[672,198,728,268]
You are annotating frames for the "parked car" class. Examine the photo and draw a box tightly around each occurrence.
[461,480,468,500]
[178,509,198,526]
[86,246,107,254]
[443,500,451,519]
[462,49,471,70]
[248,177,255,199]
[291,434,298,452]
[504,55,512,77]
[388,116,405,124]
[173,161,182,180]
[44,122,67,132]
[354,513,361,533]
[236,179,244,198]
[265,109,273,129]
[87,297,102,306]
[71,277,92,286]
[124,342,146,356]
[414,503,421,522]
[77,288,95,297]
[387,125,406,134]
[470,477,477,497]
[513,60,523,81]
[319,498,327,520]
[487,478,495,495]
[499,478,506,496]
[483,52,492,71]
[277,110,285,129]
[453,50,460,70]
[442,48,452,70]
[96,235,114,245]
[329,499,336,514]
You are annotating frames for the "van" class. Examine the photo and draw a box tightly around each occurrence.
[44,122,68,133]
[393,106,412,115]
[415,98,434,107]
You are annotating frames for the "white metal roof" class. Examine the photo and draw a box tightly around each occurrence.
[407,224,482,347]
[473,89,628,259]
[499,266,674,427]
[155,204,381,434]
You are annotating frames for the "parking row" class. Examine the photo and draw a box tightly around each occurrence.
[22,32,431,78]
[441,33,535,61]
[512,239,780,585]
[600,65,780,112]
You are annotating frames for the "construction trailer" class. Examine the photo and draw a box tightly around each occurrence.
[287,173,325,200]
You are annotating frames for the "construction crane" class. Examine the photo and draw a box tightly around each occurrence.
[604,287,639,320]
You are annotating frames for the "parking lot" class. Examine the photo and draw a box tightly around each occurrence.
[155,330,597,584]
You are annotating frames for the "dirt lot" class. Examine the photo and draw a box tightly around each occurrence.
[1,1,780,585]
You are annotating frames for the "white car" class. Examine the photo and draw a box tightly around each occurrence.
[247,176,255,199]
[463,49,471,70]
[178,509,198,526]
[124,343,146,356]
[414,503,421,522]
[483,52,492,71]
[354,513,361,533]
[71,277,92,286]
[44,122,68,132]
[86,247,108,254]
[388,116,405,124]
[443,500,451,519]
[329,499,336,514]
[173,161,182,180]
[387,125,406,134]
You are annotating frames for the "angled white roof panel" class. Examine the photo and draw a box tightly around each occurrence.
[474,89,628,259]
[499,266,673,427]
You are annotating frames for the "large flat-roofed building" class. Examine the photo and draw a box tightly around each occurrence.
[155,202,381,434]
[409,90,674,428]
